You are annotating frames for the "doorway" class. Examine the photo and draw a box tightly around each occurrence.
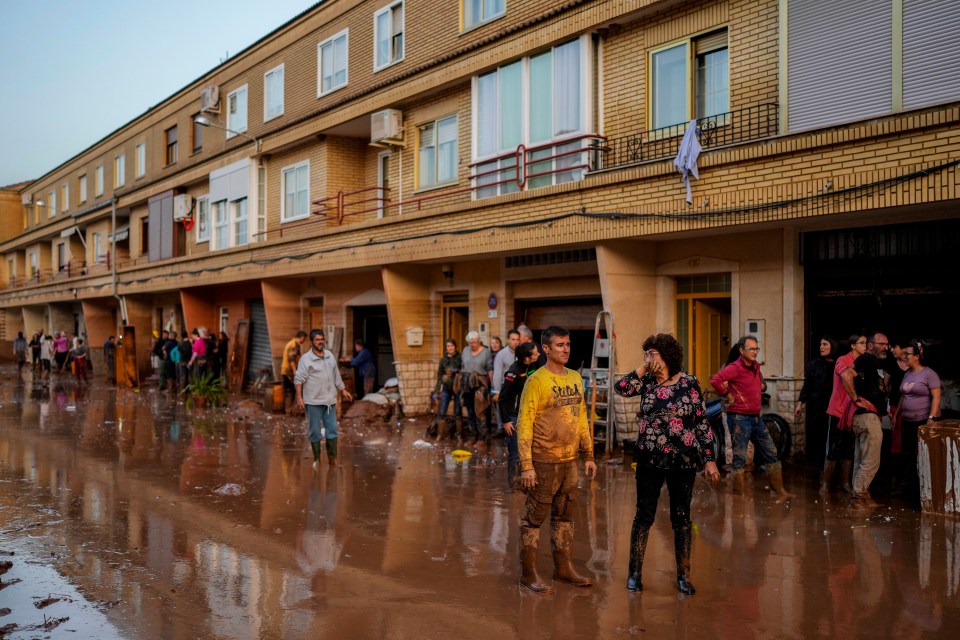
[515,296,603,372]
[442,292,469,352]
[351,305,395,388]
[676,275,732,394]
[306,298,324,333]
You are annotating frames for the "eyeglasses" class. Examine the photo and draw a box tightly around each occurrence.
[855,340,867,345]
[903,351,918,357]
[644,350,660,359]
[742,347,760,352]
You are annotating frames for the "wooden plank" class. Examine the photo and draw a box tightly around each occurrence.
[229,318,250,392]
[118,325,139,388]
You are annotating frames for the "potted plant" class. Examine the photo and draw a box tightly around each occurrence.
[180,371,227,408]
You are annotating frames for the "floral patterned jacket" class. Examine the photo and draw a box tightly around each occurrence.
[614,371,715,470]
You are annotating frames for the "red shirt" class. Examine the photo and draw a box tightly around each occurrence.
[826,352,856,419]
[710,357,763,415]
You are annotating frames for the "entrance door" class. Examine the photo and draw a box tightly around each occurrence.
[692,297,732,391]
[442,293,469,352]
[516,297,603,372]
[306,298,324,333]
[352,305,395,388]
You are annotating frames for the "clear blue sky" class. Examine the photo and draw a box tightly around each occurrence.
[0,1,317,187]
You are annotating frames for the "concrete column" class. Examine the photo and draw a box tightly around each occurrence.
[81,298,118,377]
[22,306,45,336]
[596,239,659,368]
[123,296,155,383]
[262,278,305,374]
[180,289,217,336]
[383,264,435,415]
[48,303,74,336]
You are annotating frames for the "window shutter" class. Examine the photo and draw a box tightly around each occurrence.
[148,200,161,262]
[694,30,727,55]
[160,194,174,260]
[392,4,403,36]
[903,0,960,110]
[788,0,892,132]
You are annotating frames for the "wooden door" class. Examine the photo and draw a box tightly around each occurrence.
[307,299,324,334]
[229,319,250,392]
[442,293,469,352]
[693,297,731,392]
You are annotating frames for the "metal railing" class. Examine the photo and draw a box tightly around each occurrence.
[599,103,779,170]
[0,255,111,291]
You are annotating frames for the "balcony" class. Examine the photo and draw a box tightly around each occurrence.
[597,103,780,171]
[0,256,113,292]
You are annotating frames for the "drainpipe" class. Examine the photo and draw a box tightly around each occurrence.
[110,196,127,324]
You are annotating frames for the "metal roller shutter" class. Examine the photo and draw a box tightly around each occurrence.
[903,0,960,110]
[788,0,892,132]
[248,300,274,381]
[148,200,161,263]
[160,195,174,260]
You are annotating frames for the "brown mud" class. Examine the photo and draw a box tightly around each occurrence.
[0,366,958,639]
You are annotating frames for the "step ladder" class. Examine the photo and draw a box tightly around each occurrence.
[587,310,616,454]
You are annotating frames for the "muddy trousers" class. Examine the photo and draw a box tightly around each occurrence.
[630,466,697,594]
[851,412,882,498]
[519,461,591,590]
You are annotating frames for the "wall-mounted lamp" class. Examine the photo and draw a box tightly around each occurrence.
[194,115,262,153]
[441,263,454,282]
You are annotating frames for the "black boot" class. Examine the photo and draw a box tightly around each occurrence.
[310,441,322,470]
[627,518,649,591]
[519,528,554,594]
[325,438,339,466]
[674,526,696,595]
[551,521,592,587]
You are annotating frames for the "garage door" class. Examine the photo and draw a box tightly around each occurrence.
[248,300,274,381]
[520,298,603,331]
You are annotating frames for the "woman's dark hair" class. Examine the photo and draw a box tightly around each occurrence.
[444,338,458,350]
[516,342,538,362]
[844,333,864,354]
[820,335,839,359]
[906,338,925,364]
[642,333,683,375]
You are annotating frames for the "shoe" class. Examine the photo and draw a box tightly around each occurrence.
[839,460,854,494]
[551,522,592,587]
[767,462,794,498]
[519,528,554,594]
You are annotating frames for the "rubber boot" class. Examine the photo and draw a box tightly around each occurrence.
[731,469,745,495]
[325,438,339,466]
[551,521,592,587]
[627,519,649,592]
[767,461,794,498]
[819,460,836,494]
[674,526,696,595]
[519,528,554,594]
[839,459,854,494]
[310,441,322,471]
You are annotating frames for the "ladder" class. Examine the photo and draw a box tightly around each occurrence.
[587,310,616,454]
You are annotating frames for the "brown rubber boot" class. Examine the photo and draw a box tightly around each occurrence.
[732,469,745,495]
[674,526,696,595]
[767,461,794,498]
[839,459,854,494]
[819,460,836,494]
[551,521,592,587]
[627,519,649,591]
[519,528,554,594]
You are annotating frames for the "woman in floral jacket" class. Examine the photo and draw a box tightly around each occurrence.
[614,333,719,596]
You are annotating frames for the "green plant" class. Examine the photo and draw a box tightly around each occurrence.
[180,371,227,408]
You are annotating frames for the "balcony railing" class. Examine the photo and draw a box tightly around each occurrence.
[0,256,113,291]
[598,103,779,171]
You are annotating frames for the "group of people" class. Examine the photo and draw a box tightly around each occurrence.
[795,332,941,509]
[151,327,229,391]
[15,329,91,383]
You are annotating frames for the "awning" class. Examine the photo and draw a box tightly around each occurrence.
[109,224,129,242]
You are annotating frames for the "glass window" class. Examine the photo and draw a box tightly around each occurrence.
[265,65,284,120]
[93,232,103,264]
[695,47,728,118]
[463,0,505,29]
[136,143,146,177]
[96,165,104,195]
[227,86,248,135]
[318,30,349,95]
[196,197,210,243]
[418,115,458,188]
[374,1,404,70]
[79,175,87,203]
[213,200,228,250]
[193,115,203,153]
[651,43,688,129]
[650,30,729,129]
[282,161,310,221]
[114,154,125,188]
[165,127,178,165]
[61,184,69,211]
[233,198,248,246]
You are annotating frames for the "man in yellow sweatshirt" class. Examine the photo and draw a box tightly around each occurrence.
[516,325,597,593]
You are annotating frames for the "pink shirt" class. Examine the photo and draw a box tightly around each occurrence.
[54,336,69,354]
[710,357,763,415]
[826,353,856,418]
[192,337,207,357]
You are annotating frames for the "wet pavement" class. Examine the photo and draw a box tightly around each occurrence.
[0,366,958,639]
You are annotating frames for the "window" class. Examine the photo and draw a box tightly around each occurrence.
[56,243,67,272]
[462,0,505,30]
[318,30,349,95]
[96,165,104,195]
[114,154,125,188]
[136,143,146,177]
[141,218,149,255]
[48,191,56,217]
[93,232,103,264]
[165,126,178,165]
[281,161,310,222]
[29,252,38,277]
[473,36,590,197]
[213,200,228,250]
[257,166,266,241]
[418,115,458,189]
[192,115,203,153]
[232,198,248,246]
[227,85,248,136]
[79,175,87,203]
[650,29,728,130]
[264,65,284,120]
[219,307,229,334]
[196,196,210,243]
[374,1,404,70]
[61,184,69,211]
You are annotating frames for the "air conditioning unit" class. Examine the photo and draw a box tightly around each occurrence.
[173,194,194,221]
[371,109,403,144]
[200,86,221,113]
[21,193,33,205]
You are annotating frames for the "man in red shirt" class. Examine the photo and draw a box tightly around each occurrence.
[710,336,791,497]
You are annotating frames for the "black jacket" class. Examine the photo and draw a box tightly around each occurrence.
[498,359,539,420]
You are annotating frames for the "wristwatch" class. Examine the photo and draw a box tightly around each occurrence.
[929,416,940,422]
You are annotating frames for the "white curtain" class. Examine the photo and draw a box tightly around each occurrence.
[553,39,580,135]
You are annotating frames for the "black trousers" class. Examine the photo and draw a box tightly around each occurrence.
[634,466,696,531]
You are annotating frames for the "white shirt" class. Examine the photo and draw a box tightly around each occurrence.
[493,347,516,393]
[294,348,344,405]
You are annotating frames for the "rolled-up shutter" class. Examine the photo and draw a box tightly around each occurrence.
[903,0,960,110]
[148,200,161,262]
[248,300,273,382]
[788,0,892,132]
[160,194,174,260]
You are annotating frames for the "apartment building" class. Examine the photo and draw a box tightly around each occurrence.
[1,0,958,457]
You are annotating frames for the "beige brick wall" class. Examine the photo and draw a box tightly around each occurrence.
[395,359,436,414]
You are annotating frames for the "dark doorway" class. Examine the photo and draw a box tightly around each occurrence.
[351,305,395,390]
[516,297,603,372]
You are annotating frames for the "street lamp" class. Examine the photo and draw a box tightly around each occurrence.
[194,115,262,153]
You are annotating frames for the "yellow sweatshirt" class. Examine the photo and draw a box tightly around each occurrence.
[517,366,594,472]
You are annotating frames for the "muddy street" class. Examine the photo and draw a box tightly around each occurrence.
[0,368,957,639]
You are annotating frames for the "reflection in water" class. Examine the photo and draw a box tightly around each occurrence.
[0,370,959,638]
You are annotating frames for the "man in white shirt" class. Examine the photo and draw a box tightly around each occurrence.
[295,329,353,469]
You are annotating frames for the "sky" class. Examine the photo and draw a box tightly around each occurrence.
[0,1,318,187]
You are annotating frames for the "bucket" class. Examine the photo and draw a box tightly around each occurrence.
[272,383,285,412]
